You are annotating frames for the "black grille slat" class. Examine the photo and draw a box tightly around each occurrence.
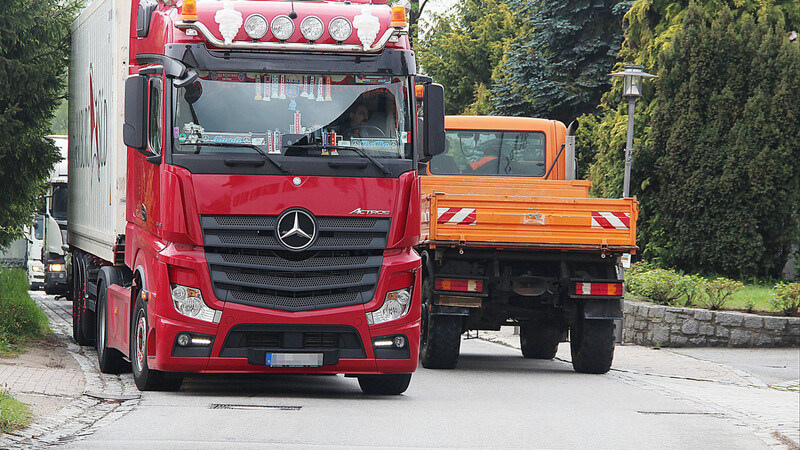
[212,271,378,292]
[201,215,389,312]
[208,253,381,272]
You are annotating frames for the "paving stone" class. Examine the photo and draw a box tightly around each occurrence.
[743,315,763,329]
[763,317,787,331]
[681,320,699,335]
[694,309,713,321]
[698,323,715,336]
[715,312,743,327]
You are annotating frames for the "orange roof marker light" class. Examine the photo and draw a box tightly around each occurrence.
[415,84,424,99]
[390,6,407,28]
[182,0,198,22]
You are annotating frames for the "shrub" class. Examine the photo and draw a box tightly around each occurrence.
[678,274,707,307]
[0,268,48,347]
[702,277,744,310]
[769,282,800,316]
[628,268,684,305]
[624,260,657,293]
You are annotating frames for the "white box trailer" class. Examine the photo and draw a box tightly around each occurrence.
[67,0,131,264]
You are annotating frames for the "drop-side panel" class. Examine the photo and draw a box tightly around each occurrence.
[67,0,130,263]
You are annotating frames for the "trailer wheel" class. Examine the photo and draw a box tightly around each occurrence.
[420,311,462,369]
[96,282,127,374]
[357,373,412,395]
[520,322,561,359]
[131,293,182,391]
[71,253,93,346]
[570,318,615,374]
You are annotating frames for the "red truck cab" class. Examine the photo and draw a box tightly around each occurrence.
[68,0,444,395]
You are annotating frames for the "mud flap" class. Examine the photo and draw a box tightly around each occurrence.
[582,299,623,343]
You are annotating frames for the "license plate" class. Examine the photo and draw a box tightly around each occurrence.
[265,353,323,367]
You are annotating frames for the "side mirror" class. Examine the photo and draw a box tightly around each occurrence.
[123,75,148,151]
[421,83,445,162]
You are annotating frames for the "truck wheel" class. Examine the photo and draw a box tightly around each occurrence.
[420,311,462,369]
[72,254,93,346]
[96,282,127,374]
[520,322,561,359]
[570,318,615,374]
[357,373,412,395]
[131,294,182,391]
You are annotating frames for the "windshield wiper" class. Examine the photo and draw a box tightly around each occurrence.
[285,143,391,175]
[181,142,290,174]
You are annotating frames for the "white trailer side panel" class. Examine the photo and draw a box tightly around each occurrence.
[68,0,130,263]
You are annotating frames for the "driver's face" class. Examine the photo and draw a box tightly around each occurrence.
[350,105,369,125]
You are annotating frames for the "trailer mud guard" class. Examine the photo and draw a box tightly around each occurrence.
[582,299,623,320]
[431,305,470,317]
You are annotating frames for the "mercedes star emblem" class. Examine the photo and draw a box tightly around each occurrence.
[276,209,317,251]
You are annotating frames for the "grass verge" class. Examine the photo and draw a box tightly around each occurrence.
[0,268,50,354]
[0,388,32,433]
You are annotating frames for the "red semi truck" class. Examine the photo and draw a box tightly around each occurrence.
[67,0,444,394]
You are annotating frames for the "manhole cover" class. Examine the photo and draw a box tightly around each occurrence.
[209,404,302,411]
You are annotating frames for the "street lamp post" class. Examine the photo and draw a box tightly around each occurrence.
[610,65,657,198]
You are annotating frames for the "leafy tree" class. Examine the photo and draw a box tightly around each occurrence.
[0,0,79,248]
[417,0,522,114]
[491,0,633,124]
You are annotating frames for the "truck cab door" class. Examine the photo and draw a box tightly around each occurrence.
[131,75,163,237]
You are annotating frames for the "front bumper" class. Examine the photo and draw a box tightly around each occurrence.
[149,311,419,375]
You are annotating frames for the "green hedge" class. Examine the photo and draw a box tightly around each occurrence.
[0,268,48,351]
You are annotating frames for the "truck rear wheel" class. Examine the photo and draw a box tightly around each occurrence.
[71,253,93,346]
[96,282,127,374]
[420,311,462,369]
[520,322,561,359]
[570,318,615,374]
[357,373,412,395]
[131,294,182,391]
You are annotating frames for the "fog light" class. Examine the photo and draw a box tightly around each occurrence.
[393,336,406,348]
[177,333,191,347]
[48,263,64,272]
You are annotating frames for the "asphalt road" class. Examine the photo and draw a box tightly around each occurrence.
[63,337,779,449]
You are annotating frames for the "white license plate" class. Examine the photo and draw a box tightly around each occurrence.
[265,353,323,367]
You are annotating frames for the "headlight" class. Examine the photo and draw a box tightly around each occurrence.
[366,287,412,325]
[328,17,352,42]
[271,15,294,41]
[244,14,269,40]
[31,265,44,273]
[300,16,324,41]
[171,284,221,323]
[48,263,64,272]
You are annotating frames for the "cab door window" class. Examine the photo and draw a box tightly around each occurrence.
[148,78,163,156]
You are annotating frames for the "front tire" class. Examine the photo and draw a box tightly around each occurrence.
[570,318,615,374]
[357,373,412,395]
[131,293,182,391]
[96,282,127,374]
[419,310,462,369]
[520,321,562,359]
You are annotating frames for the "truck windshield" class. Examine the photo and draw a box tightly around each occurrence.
[173,72,412,160]
[430,130,546,176]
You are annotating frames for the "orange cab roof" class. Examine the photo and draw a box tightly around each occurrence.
[445,115,563,131]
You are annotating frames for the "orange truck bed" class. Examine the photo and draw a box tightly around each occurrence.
[420,116,638,254]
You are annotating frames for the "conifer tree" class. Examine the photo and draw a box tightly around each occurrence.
[491,0,632,124]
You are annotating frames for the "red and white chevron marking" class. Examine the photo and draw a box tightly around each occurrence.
[591,211,630,230]
[437,207,477,225]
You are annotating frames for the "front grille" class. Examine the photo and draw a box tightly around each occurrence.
[220,324,366,359]
[201,215,389,312]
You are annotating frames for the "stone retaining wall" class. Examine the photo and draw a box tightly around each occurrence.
[622,300,800,347]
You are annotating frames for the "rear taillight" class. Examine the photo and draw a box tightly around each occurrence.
[435,278,483,292]
[575,282,622,296]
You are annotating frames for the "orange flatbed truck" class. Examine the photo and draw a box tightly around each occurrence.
[417,116,638,373]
